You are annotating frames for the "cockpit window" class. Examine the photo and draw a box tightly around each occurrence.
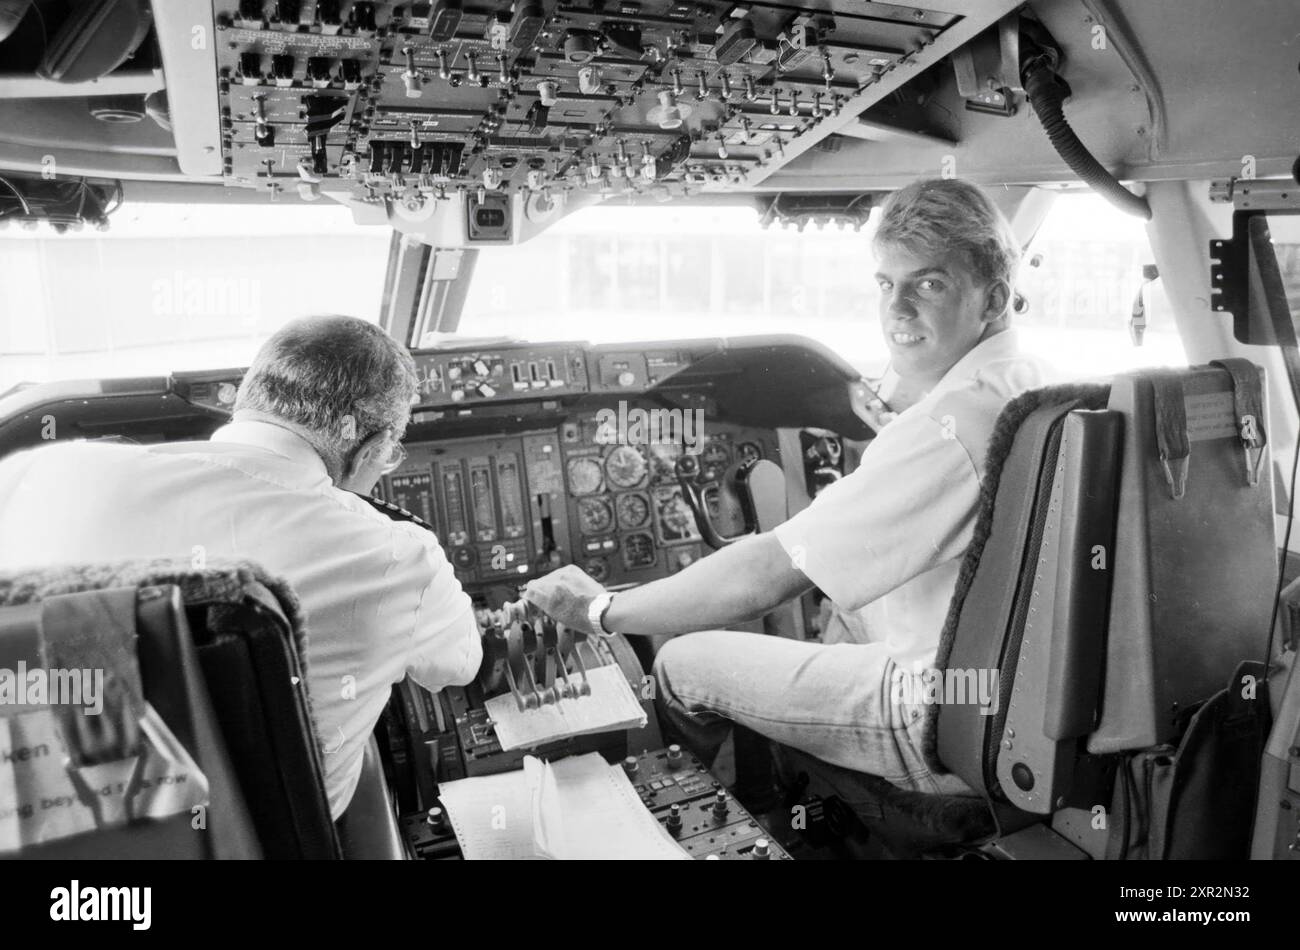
[1019,191,1186,377]
[458,203,884,369]
[1267,213,1300,323]
[0,202,390,392]
[459,191,1187,380]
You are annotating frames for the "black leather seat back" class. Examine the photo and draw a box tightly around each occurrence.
[180,580,340,859]
[0,562,342,859]
[3,585,263,858]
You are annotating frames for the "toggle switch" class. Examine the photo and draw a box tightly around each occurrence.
[402,46,423,98]
[252,96,274,146]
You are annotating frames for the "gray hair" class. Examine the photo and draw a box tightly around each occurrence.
[874,178,1024,312]
[234,315,418,446]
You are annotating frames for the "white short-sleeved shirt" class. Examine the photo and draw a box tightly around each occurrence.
[0,421,481,818]
[774,330,1052,668]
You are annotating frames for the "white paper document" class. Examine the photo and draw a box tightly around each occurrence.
[484,663,647,751]
[435,763,543,860]
[437,752,689,861]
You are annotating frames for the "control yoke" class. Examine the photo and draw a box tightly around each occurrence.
[674,455,788,549]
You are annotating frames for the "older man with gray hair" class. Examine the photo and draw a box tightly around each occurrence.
[0,315,481,818]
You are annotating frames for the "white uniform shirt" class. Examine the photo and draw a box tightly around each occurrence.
[774,331,1052,667]
[0,420,481,818]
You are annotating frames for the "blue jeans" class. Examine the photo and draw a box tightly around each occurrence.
[652,630,977,796]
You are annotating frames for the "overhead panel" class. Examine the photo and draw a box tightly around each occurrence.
[206,0,1008,207]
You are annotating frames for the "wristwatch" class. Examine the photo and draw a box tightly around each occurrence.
[587,591,616,637]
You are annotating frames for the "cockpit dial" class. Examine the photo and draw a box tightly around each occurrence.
[604,445,648,489]
[566,456,604,496]
[577,496,615,535]
[616,492,651,530]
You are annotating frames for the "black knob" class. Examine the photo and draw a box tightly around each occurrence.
[1011,762,1035,791]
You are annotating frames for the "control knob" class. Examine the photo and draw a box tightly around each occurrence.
[712,789,729,819]
[666,804,682,836]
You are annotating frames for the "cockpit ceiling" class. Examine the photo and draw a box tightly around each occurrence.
[0,0,1294,203]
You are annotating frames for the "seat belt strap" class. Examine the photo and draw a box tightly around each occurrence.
[1151,372,1190,500]
[1210,358,1267,486]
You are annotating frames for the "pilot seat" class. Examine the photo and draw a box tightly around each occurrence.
[770,361,1277,859]
[0,559,403,859]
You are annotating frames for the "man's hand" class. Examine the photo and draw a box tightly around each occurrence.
[522,564,607,634]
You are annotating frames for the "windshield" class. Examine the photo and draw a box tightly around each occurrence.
[1,189,1185,393]
[459,191,1186,379]
[0,202,391,393]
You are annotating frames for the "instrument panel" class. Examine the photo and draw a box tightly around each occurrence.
[378,399,777,592]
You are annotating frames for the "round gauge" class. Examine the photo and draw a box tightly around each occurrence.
[655,488,698,543]
[738,441,762,463]
[584,558,610,583]
[577,496,614,535]
[701,440,731,476]
[604,445,648,489]
[648,442,683,480]
[622,531,656,570]
[566,456,604,495]
[616,492,651,530]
